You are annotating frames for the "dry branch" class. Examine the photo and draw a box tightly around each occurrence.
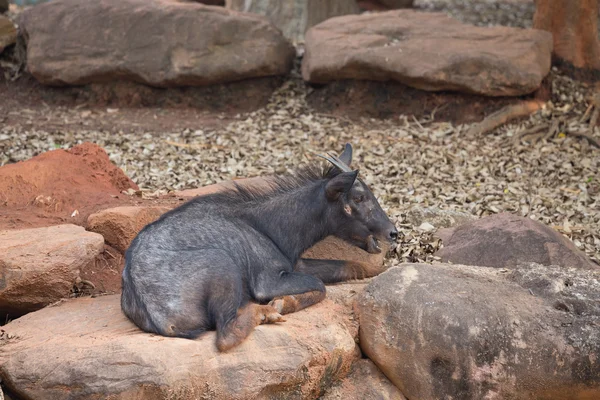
[467,100,545,136]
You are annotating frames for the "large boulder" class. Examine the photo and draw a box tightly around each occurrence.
[0,142,138,231]
[302,10,553,97]
[0,15,16,54]
[357,263,600,400]
[435,213,599,270]
[0,224,105,318]
[0,293,360,399]
[19,0,295,87]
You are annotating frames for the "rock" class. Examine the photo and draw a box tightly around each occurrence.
[302,236,388,277]
[19,0,295,87]
[435,213,598,270]
[322,359,407,400]
[405,206,477,230]
[0,142,138,231]
[0,225,105,318]
[226,0,359,43]
[0,293,360,399]
[174,177,388,276]
[321,282,367,340]
[357,262,600,400]
[302,10,553,97]
[0,15,16,54]
[87,206,171,252]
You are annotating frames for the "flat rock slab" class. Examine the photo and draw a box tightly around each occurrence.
[302,10,552,97]
[19,0,295,87]
[435,212,599,270]
[0,225,105,317]
[87,206,171,252]
[0,294,359,400]
[357,262,600,400]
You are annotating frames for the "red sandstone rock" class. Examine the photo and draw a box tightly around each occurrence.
[19,0,295,87]
[87,206,171,252]
[302,10,552,97]
[0,293,360,399]
[0,224,105,318]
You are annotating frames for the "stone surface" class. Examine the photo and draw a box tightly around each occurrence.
[0,225,105,317]
[87,206,171,252]
[321,282,367,341]
[322,359,407,400]
[19,0,295,87]
[174,177,388,274]
[357,262,600,400]
[435,213,599,270]
[0,142,138,231]
[0,293,360,399]
[226,0,359,43]
[302,10,553,97]
[302,236,388,277]
[0,15,16,53]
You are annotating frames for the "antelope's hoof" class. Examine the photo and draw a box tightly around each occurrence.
[259,305,286,324]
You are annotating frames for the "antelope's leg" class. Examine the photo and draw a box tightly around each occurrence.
[252,270,326,315]
[294,258,370,284]
[216,303,285,352]
[268,290,326,315]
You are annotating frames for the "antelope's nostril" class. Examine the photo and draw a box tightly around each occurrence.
[389,228,399,242]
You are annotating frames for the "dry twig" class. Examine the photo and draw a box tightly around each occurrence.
[468,100,545,136]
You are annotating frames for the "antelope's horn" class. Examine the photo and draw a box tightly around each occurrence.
[308,149,353,172]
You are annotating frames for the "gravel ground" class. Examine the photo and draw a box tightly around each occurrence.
[1,0,599,266]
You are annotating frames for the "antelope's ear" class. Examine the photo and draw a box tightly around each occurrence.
[325,170,358,201]
[338,143,353,167]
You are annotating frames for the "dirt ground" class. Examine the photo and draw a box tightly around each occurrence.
[0,73,283,134]
[1,70,545,134]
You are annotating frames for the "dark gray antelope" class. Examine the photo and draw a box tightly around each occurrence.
[121,143,398,351]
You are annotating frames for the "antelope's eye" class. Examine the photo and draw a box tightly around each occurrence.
[353,195,364,204]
